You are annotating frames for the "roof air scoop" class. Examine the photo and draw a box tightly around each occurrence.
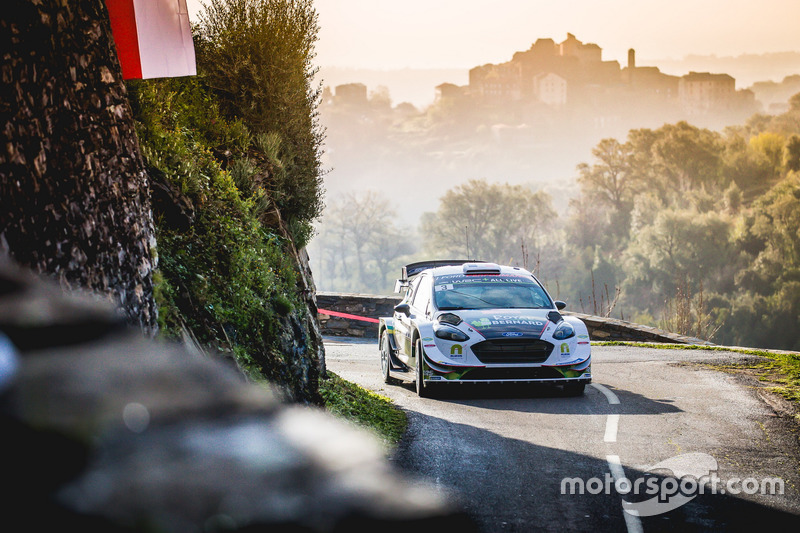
[463,262,501,275]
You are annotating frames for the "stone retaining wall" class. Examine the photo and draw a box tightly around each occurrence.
[316,292,401,338]
[316,292,712,345]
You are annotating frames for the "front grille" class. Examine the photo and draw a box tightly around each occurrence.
[471,338,554,364]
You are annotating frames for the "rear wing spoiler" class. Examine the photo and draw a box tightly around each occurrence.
[394,259,484,293]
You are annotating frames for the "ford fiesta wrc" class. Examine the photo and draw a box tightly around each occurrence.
[378,261,592,397]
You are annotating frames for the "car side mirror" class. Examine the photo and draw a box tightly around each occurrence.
[394,279,409,293]
[394,302,411,316]
[554,300,567,311]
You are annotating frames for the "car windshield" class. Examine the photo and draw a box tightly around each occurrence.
[433,274,552,310]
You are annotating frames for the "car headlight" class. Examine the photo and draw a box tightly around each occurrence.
[433,324,469,342]
[552,322,575,340]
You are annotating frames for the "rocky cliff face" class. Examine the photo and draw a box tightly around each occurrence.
[1,1,327,403]
[0,0,157,334]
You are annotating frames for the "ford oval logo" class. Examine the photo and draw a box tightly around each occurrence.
[502,332,524,337]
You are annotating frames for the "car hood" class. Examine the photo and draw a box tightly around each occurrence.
[445,309,555,340]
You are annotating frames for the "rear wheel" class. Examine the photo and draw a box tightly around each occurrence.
[415,338,432,398]
[380,330,392,384]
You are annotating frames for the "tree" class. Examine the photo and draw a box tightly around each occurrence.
[0,0,157,333]
[721,132,775,200]
[749,131,785,179]
[576,138,635,212]
[195,0,324,227]
[741,173,800,291]
[650,122,724,197]
[420,179,557,268]
[784,134,800,173]
[790,92,800,112]
[623,208,736,311]
[309,191,416,293]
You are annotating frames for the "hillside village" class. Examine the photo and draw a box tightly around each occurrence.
[315,33,800,236]
[324,33,800,134]
[462,33,757,127]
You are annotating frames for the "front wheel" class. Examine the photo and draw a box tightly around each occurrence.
[563,382,586,396]
[380,330,393,384]
[415,338,433,398]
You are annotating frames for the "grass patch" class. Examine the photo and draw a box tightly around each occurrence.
[594,341,800,410]
[319,371,407,447]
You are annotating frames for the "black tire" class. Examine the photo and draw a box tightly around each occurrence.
[415,338,432,398]
[564,382,586,396]
[380,330,392,384]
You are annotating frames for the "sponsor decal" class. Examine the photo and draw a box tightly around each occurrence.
[471,318,492,328]
[503,332,524,337]
[492,314,544,323]
[560,343,570,357]
[553,364,590,378]
[450,344,463,356]
[577,334,589,339]
[578,341,590,345]
[435,274,534,285]
[471,316,545,328]
[424,344,436,348]
[422,337,434,342]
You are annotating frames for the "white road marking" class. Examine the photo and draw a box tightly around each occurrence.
[606,454,626,481]
[598,388,641,533]
[607,455,644,533]
[592,382,620,404]
[604,414,620,443]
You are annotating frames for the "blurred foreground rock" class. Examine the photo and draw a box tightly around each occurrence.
[0,259,475,532]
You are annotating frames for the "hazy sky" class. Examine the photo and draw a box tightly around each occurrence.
[186,0,800,69]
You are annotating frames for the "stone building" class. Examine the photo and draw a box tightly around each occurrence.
[533,72,567,108]
[469,33,620,108]
[435,82,466,102]
[334,83,368,106]
[679,72,737,115]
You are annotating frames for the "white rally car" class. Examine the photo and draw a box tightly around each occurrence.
[378,261,591,397]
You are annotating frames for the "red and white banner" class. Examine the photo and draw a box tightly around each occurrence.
[317,309,380,324]
[106,0,196,80]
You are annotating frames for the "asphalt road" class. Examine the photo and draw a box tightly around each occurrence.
[323,337,800,532]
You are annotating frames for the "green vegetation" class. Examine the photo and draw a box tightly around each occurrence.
[195,0,325,240]
[562,99,800,351]
[595,341,800,410]
[128,0,325,402]
[319,371,408,446]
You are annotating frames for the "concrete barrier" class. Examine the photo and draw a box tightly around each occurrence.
[316,292,712,345]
